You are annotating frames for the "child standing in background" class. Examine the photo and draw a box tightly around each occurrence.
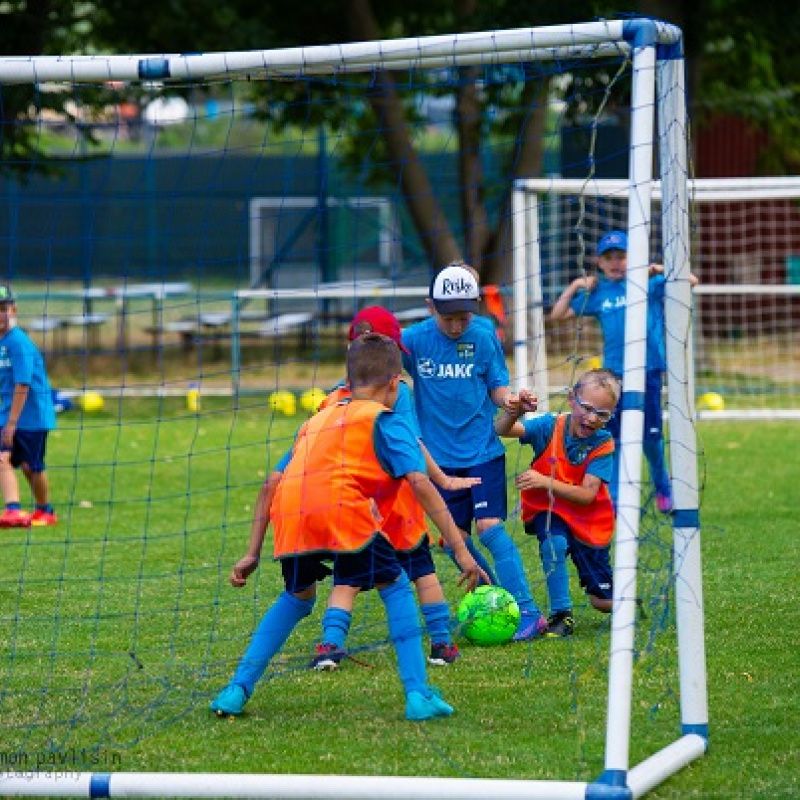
[550,231,698,512]
[0,285,57,527]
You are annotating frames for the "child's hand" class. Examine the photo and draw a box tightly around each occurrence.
[230,555,259,587]
[453,550,491,593]
[441,474,481,491]
[514,468,551,492]
[574,275,598,293]
[518,389,538,413]
[501,392,520,414]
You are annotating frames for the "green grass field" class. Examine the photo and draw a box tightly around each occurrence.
[1,405,797,799]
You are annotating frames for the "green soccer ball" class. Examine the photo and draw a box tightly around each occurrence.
[457,586,521,645]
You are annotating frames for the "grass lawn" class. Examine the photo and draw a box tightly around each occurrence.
[1,406,797,799]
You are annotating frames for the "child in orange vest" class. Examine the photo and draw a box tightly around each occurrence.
[210,333,484,721]
[495,369,620,637]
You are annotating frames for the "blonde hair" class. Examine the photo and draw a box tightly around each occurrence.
[574,368,621,407]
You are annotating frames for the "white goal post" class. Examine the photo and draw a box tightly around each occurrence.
[0,18,708,800]
[512,176,800,419]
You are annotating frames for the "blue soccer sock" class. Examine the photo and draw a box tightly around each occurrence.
[644,436,671,495]
[479,523,541,618]
[442,535,497,586]
[539,534,572,615]
[420,601,451,645]
[320,606,352,650]
[379,572,426,696]
[232,591,315,696]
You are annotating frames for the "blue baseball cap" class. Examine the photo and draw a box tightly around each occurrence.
[0,284,15,304]
[597,230,628,256]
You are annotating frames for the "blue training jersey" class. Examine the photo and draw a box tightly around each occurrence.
[401,316,508,468]
[0,327,56,430]
[571,274,667,375]
[519,413,614,484]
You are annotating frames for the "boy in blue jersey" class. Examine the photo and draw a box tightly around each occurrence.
[550,231,698,513]
[0,285,57,528]
[401,263,547,641]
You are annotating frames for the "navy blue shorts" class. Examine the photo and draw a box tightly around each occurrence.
[396,538,436,582]
[526,512,613,601]
[2,429,49,472]
[436,454,508,531]
[280,553,333,594]
[333,534,403,589]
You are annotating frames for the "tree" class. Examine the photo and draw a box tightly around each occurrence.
[3,0,799,276]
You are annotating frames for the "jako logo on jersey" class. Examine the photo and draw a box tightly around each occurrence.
[416,358,475,379]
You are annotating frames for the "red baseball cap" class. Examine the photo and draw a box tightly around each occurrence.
[348,306,409,353]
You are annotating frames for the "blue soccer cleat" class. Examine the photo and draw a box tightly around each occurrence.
[210,683,248,717]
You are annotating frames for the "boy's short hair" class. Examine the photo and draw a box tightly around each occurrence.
[346,333,402,389]
[575,368,622,406]
[0,284,16,304]
[597,230,628,256]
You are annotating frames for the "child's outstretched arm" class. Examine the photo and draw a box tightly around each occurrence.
[419,439,481,492]
[406,471,490,592]
[230,469,282,587]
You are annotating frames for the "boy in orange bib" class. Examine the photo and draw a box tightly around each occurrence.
[495,369,620,637]
[211,333,483,721]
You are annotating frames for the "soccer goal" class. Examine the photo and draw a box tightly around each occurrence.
[513,176,800,419]
[0,19,707,800]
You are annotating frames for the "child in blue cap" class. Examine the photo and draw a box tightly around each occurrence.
[550,231,698,512]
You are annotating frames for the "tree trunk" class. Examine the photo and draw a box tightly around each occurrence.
[345,0,462,271]
[482,78,551,287]
[456,68,491,272]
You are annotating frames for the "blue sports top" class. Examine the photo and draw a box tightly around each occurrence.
[570,274,667,375]
[273,381,423,474]
[0,327,56,430]
[519,413,614,484]
[401,316,508,468]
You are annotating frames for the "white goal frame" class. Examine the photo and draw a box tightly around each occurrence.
[513,176,800,420]
[0,18,708,800]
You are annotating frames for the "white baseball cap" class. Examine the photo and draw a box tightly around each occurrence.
[429,264,479,314]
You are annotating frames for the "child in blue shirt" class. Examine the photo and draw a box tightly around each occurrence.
[550,231,698,513]
[401,263,547,640]
[0,285,57,528]
[496,369,620,637]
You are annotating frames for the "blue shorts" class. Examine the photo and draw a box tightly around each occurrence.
[2,429,49,472]
[333,534,403,589]
[526,513,613,601]
[395,538,436,582]
[280,553,333,594]
[608,370,663,443]
[436,454,508,531]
